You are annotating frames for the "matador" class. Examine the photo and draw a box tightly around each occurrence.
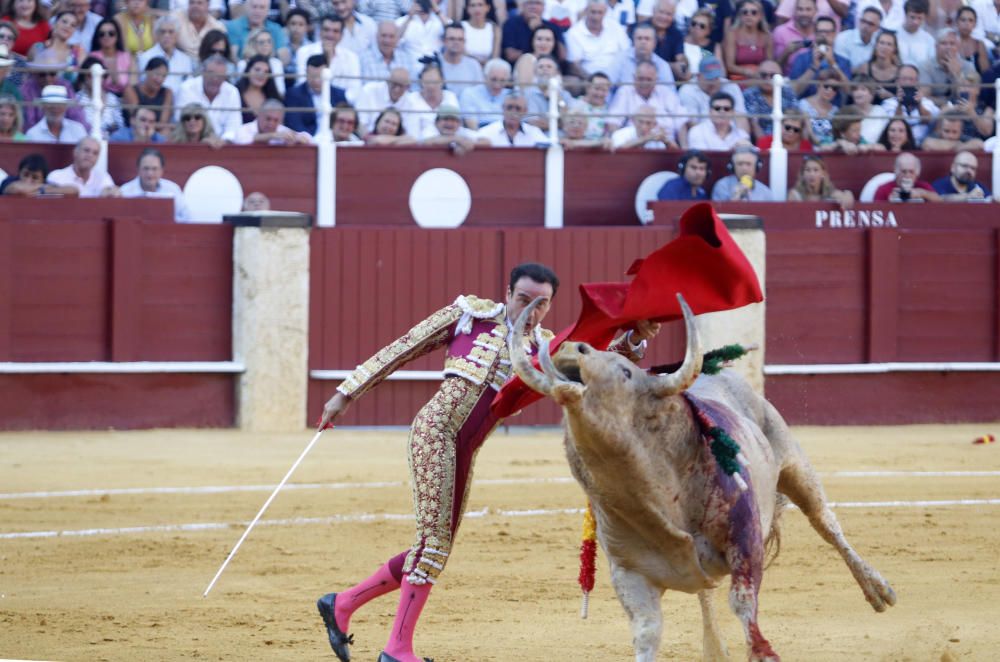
[315,262,659,662]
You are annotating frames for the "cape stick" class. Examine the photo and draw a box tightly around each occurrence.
[203,428,327,597]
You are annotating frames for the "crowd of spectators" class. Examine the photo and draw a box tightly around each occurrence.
[1,0,999,206]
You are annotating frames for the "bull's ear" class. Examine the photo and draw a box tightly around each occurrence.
[551,382,584,405]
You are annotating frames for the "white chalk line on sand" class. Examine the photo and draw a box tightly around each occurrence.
[2,471,998,501]
[3,500,1000,541]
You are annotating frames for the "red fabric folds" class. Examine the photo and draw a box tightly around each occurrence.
[491,202,764,418]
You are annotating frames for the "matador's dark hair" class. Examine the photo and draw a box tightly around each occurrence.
[509,262,559,296]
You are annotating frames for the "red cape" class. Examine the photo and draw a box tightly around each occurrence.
[491,202,764,418]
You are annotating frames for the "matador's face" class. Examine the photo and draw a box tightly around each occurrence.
[506,277,554,331]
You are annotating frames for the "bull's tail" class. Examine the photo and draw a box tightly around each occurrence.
[763,494,788,570]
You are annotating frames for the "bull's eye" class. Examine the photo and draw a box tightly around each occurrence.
[621,367,632,379]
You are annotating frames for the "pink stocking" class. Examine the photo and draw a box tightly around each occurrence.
[334,562,401,632]
[382,577,432,662]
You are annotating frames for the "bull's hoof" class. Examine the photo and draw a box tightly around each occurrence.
[863,572,897,612]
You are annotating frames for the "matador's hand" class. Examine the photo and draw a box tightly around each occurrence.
[633,319,662,343]
[318,392,351,430]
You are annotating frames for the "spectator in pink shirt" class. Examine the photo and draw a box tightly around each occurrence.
[774,0,818,72]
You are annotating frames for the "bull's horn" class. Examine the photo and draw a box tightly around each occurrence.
[537,334,571,383]
[651,294,703,397]
[509,298,553,396]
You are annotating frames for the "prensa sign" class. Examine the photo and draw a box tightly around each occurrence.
[815,209,899,228]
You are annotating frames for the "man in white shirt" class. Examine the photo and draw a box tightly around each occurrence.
[610,22,675,88]
[678,55,750,135]
[440,23,485,95]
[138,15,195,97]
[834,6,883,70]
[176,55,243,138]
[477,93,548,146]
[333,0,378,56]
[120,148,192,222]
[225,99,314,144]
[356,66,411,131]
[66,0,101,52]
[606,60,684,133]
[686,91,752,150]
[566,0,630,76]
[296,15,363,102]
[360,20,413,81]
[895,0,936,66]
[610,104,678,149]
[24,86,89,144]
[46,137,119,197]
[395,0,447,60]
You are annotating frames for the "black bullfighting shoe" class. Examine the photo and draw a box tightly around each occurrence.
[317,593,353,661]
[376,653,434,662]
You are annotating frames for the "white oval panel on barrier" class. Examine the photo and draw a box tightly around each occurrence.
[408,168,472,228]
[183,166,245,223]
[635,171,678,225]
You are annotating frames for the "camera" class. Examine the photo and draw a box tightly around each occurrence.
[818,44,828,54]
[958,91,970,102]
[901,86,917,108]
[417,0,432,12]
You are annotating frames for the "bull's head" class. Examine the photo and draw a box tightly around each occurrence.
[509,293,703,407]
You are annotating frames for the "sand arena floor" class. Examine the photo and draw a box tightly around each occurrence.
[1,423,999,661]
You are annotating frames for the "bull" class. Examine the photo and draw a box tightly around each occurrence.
[509,295,896,661]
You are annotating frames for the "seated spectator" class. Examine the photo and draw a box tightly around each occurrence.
[177,54,244,138]
[226,0,288,62]
[115,0,156,57]
[932,150,991,201]
[722,0,773,81]
[774,0,842,32]
[21,53,90,130]
[365,107,417,144]
[787,153,855,207]
[854,30,900,103]
[711,145,773,201]
[46,136,119,197]
[66,0,101,55]
[284,9,314,81]
[744,59,797,141]
[896,0,935,66]
[27,10,84,70]
[170,102,225,147]
[849,75,890,144]
[560,108,611,149]
[420,103,489,153]
[789,17,851,99]
[648,0,686,80]
[873,151,942,202]
[120,148,192,221]
[607,60,683,133]
[25,85,88,143]
[922,110,986,151]
[285,54,349,136]
[881,63,938,145]
[459,57,511,128]
[336,0,378,56]
[197,30,236,79]
[400,64,460,138]
[756,107,815,151]
[610,104,679,149]
[138,15,193,98]
[242,190,271,211]
[0,40,20,101]
[440,23,485,96]
[0,92,24,139]
[678,55,750,135]
[1,153,78,195]
[565,0,629,78]
[797,67,840,146]
[461,0,502,65]
[110,106,165,142]
[395,0,447,62]
[237,54,284,124]
[513,24,576,88]
[477,92,548,145]
[175,0,227,60]
[360,0,410,22]
[955,7,990,75]
[857,0,904,31]
[611,22,674,88]
[226,99,313,144]
[919,29,975,107]
[360,20,413,82]
[681,8,723,82]
[238,27,287,96]
[544,0,584,30]
[4,0,48,57]
[820,104,886,154]
[296,15,361,102]
[524,54,573,130]
[572,71,611,138]
[331,103,364,144]
[946,70,994,141]
[502,0,565,65]
[834,6,882,71]
[773,0,818,70]
[877,116,918,151]
[686,91,752,150]
[356,66,410,132]
[121,56,172,130]
[88,18,134,97]
[74,56,124,138]
[656,149,710,200]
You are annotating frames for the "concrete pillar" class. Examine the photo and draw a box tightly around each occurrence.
[695,215,766,393]
[227,212,312,431]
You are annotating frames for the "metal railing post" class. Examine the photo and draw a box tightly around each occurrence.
[768,73,788,200]
[544,75,564,229]
[316,66,336,227]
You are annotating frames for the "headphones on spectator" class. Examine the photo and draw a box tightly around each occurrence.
[727,146,763,174]
[678,150,711,177]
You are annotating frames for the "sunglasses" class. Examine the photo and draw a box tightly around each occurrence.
[182,114,204,121]
[741,8,759,15]
[99,30,117,37]
[783,124,802,132]
[711,105,733,111]
[821,83,836,89]
[210,47,227,54]
[691,20,709,28]
[0,33,15,41]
